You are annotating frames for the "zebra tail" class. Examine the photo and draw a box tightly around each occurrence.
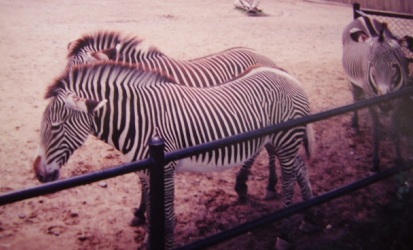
[303,123,316,159]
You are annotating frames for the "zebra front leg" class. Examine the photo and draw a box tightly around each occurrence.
[131,180,147,226]
[264,143,279,200]
[164,167,176,249]
[142,166,176,249]
[350,83,364,133]
[235,153,258,203]
[370,107,381,172]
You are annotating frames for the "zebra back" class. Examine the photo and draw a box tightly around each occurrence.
[66,31,279,87]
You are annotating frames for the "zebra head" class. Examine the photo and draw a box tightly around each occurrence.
[33,88,107,182]
[350,23,408,110]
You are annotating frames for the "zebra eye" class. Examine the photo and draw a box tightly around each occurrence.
[391,65,401,86]
[50,122,62,131]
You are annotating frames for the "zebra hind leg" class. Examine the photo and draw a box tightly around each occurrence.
[264,143,279,200]
[294,156,320,233]
[235,152,258,203]
[275,154,300,248]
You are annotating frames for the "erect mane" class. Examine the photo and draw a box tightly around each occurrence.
[118,34,165,58]
[67,31,124,58]
[44,62,177,99]
[45,77,65,99]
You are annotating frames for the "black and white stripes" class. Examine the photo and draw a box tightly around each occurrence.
[65,31,286,222]
[342,16,409,171]
[66,31,279,87]
[35,62,314,248]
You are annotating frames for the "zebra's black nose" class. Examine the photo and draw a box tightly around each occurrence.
[379,102,393,113]
[36,173,46,183]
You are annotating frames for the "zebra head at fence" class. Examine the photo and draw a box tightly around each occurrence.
[343,17,409,103]
[33,80,107,183]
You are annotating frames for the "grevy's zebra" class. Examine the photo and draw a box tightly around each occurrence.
[33,62,315,248]
[66,31,285,224]
[342,16,409,171]
[66,31,279,87]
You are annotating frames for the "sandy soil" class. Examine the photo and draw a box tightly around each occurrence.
[1,0,412,249]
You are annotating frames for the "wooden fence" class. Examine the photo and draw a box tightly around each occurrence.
[323,0,413,14]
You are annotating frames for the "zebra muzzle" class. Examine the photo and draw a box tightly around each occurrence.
[378,101,393,114]
[33,156,60,183]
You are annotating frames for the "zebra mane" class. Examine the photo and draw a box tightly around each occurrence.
[67,31,124,58]
[67,30,165,60]
[45,62,176,99]
[118,34,165,58]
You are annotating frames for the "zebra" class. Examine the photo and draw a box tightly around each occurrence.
[342,16,409,171]
[65,31,287,224]
[33,62,315,248]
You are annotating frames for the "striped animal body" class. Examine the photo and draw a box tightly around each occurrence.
[342,16,409,171]
[66,31,284,224]
[33,63,314,248]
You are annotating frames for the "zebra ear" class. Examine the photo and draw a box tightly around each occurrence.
[65,93,107,114]
[89,47,118,61]
[349,28,370,43]
[399,35,413,52]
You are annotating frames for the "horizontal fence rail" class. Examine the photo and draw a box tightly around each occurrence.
[1,86,413,249]
[0,158,151,206]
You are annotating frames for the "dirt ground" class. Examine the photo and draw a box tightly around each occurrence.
[1,0,413,249]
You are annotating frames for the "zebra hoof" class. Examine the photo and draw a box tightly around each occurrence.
[370,157,380,172]
[264,190,279,200]
[370,164,380,173]
[275,237,291,250]
[129,215,146,227]
[298,219,319,233]
[237,195,248,204]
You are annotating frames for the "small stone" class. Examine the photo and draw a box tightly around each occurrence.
[326,224,332,230]
[70,211,79,217]
[18,213,26,219]
[48,226,63,236]
[98,181,108,188]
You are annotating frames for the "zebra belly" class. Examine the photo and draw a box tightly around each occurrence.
[175,157,247,173]
[174,140,268,173]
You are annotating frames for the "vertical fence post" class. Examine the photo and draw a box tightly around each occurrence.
[353,2,361,19]
[149,136,166,250]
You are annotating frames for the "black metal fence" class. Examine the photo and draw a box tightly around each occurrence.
[2,4,413,249]
[1,86,413,249]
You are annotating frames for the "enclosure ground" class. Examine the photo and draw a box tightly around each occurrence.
[0,0,412,249]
